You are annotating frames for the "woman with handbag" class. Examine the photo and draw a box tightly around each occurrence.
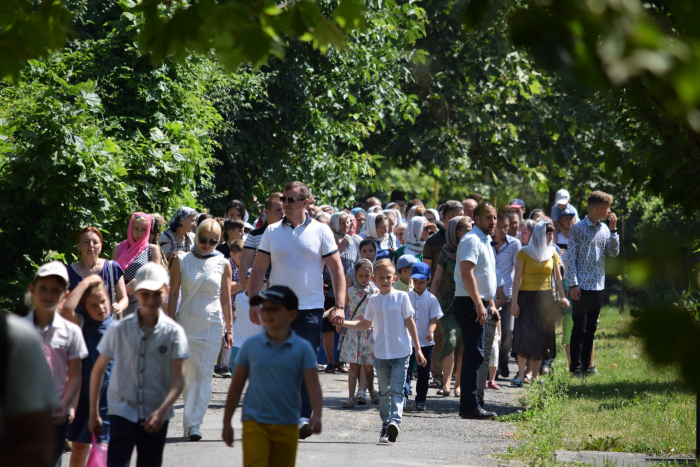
[167,219,233,441]
[112,212,162,316]
[510,221,570,386]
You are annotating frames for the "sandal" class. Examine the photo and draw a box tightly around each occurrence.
[523,375,532,384]
[324,365,335,374]
[454,389,461,397]
[342,397,355,409]
[369,388,379,405]
[437,387,450,397]
[336,362,349,373]
[355,392,367,405]
[512,378,523,387]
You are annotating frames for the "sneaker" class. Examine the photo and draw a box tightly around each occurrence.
[416,401,426,411]
[540,363,550,375]
[378,426,389,444]
[586,366,598,376]
[386,422,400,443]
[213,366,222,378]
[298,419,312,440]
[219,366,232,378]
[188,426,202,441]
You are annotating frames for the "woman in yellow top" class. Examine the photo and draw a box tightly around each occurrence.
[511,221,569,385]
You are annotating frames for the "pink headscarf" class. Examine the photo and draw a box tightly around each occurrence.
[116,212,152,271]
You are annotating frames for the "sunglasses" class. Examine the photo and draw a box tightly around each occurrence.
[198,236,219,246]
[423,225,432,232]
[281,196,307,204]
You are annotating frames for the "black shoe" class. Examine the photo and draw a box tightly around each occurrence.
[298,421,312,440]
[586,366,598,376]
[386,422,399,442]
[459,407,496,420]
[570,371,583,379]
[500,368,510,379]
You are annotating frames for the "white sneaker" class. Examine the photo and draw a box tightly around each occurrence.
[378,426,389,444]
[188,426,202,441]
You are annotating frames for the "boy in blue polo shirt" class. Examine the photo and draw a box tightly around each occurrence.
[222,285,322,466]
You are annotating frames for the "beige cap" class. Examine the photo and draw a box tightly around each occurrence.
[133,262,169,292]
[35,261,70,287]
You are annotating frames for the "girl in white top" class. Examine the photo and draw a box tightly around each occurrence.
[167,219,233,441]
[230,271,263,364]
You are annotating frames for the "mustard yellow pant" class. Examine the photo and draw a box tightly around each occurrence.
[242,420,298,467]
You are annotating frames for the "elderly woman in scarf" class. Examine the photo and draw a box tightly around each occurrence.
[112,212,162,315]
[430,216,472,396]
[351,207,366,234]
[168,219,233,441]
[362,212,396,260]
[159,206,198,257]
[393,215,437,262]
[510,221,569,386]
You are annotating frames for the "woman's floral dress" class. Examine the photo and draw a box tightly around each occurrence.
[339,284,377,365]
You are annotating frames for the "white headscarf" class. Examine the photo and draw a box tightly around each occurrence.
[406,205,420,223]
[363,212,384,241]
[426,208,440,223]
[367,205,382,214]
[402,216,426,254]
[522,221,554,263]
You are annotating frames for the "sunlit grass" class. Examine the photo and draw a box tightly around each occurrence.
[499,306,696,465]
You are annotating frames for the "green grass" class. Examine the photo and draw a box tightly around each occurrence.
[499,306,697,465]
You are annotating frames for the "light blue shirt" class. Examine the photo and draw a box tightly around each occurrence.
[236,330,317,425]
[564,216,619,291]
[454,226,501,301]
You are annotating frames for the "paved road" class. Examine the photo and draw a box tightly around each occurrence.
[63,362,522,466]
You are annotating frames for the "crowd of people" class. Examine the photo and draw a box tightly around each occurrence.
[2,182,620,467]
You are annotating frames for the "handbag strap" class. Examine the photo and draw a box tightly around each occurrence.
[178,255,219,313]
[349,293,368,321]
[108,260,116,304]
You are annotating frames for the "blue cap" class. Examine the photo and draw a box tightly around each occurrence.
[396,254,418,271]
[509,198,525,209]
[560,205,576,217]
[411,262,431,280]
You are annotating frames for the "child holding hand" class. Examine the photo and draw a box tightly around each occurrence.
[336,259,426,444]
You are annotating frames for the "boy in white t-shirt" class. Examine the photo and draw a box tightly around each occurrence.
[404,263,442,411]
[336,259,425,444]
[230,268,263,364]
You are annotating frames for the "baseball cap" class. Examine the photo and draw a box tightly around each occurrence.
[134,262,170,292]
[555,189,570,206]
[560,204,577,217]
[410,262,431,280]
[245,268,252,278]
[509,198,525,209]
[250,285,299,310]
[35,261,69,287]
[397,254,418,271]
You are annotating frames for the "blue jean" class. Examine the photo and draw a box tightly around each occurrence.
[108,416,169,467]
[291,308,323,419]
[453,296,486,414]
[405,346,434,403]
[374,356,410,427]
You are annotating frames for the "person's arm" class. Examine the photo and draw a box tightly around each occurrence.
[239,248,256,292]
[89,355,111,435]
[564,226,580,300]
[404,316,426,366]
[304,367,323,434]
[494,284,506,309]
[54,358,81,425]
[510,258,524,318]
[431,264,444,297]
[150,244,162,266]
[342,319,373,331]
[167,256,181,319]
[459,260,487,325]
[222,364,249,446]
[554,258,570,309]
[324,252,347,320]
[113,274,128,316]
[144,358,185,433]
[248,252,271,325]
[605,213,620,257]
[427,317,438,341]
[220,261,234,349]
[62,275,103,325]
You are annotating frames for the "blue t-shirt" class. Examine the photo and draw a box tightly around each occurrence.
[236,330,317,425]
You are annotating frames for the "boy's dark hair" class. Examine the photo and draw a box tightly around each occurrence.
[230,239,244,255]
[223,220,244,241]
[588,190,612,207]
[197,213,213,226]
[407,198,424,210]
[359,239,377,252]
[265,192,283,210]
[497,212,510,224]
[284,181,311,200]
[390,190,406,202]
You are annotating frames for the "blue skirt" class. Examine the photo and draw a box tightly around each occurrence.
[68,382,110,444]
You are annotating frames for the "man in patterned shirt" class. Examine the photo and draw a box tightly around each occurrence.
[565,190,619,378]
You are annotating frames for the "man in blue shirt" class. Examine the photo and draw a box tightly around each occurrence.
[565,191,619,377]
[453,203,501,420]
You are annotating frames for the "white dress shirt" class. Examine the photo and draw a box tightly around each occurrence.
[408,290,443,347]
[364,289,414,360]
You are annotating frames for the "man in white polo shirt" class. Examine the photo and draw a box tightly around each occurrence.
[248,180,346,439]
[453,202,501,421]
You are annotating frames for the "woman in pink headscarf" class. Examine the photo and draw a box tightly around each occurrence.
[112,212,163,315]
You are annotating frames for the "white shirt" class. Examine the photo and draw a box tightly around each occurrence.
[364,289,414,360]
[233,293,262,349]
[557,231,569,245]
[454,226,501,301]
[25,312,88,402]
[258,214,338,310]
[407,290,443,347]
[492,235,521,297]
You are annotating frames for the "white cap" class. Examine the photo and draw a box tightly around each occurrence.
[555,189,570,206]
[133,262,169,292]
[35,261,70,287]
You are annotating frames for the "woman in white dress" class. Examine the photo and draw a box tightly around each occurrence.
[167,219,233,441]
